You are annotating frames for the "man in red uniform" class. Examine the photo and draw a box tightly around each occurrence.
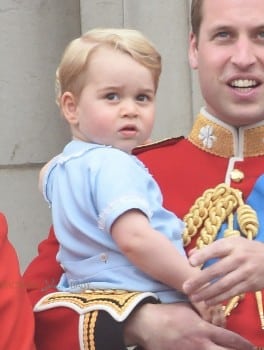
[0,212,35,349]
[23,0,264,348]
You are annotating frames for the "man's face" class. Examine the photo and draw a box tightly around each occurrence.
[189,0,264,127]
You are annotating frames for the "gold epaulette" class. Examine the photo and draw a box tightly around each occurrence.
[132,136,184,155]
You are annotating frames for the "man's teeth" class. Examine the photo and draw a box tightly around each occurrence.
[230,79,257,88]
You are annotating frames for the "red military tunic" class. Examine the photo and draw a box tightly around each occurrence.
[0,212,36,350]
[24,110,264,348]
[136,110,264,347]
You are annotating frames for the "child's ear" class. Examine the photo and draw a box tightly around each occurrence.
[60,92,79,125]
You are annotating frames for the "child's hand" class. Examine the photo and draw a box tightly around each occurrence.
[192,300,226,327]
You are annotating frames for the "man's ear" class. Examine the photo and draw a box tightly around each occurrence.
[60,92,79,125]
[188,32,198,70]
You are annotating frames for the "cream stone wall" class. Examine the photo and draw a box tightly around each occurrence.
[0,0,203,271]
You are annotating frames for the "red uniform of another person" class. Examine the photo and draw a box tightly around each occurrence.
[23,110,264,348]
[0,212,35,350]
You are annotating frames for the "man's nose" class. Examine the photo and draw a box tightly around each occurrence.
[230,37,257,69]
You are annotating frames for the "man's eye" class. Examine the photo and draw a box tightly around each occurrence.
[106,93,118,100]
[215,31,229,39]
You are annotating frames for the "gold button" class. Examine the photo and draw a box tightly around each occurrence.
[230,169,244,183]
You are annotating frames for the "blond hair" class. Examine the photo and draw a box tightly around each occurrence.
[55,28,161,107]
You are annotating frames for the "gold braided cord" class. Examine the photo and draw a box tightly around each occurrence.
[182,183,264,326]
[237,204,258,240]
[182,183,258,248]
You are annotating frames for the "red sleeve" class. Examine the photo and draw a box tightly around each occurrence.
[23,226,82,349]
[0,212,35,350]
[23,226,63,304]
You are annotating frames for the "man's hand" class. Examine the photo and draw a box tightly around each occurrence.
[183,236,264,305]
[124,302,253,350]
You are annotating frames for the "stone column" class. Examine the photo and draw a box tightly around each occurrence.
[0,0,80,270]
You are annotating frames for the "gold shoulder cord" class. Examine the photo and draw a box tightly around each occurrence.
[182,183,264,329]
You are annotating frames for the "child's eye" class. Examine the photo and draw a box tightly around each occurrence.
[137,94,149,102]
[106,93,119,101]
[257,30,264,39]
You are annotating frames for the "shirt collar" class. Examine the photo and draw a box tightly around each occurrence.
[188,107,264,158]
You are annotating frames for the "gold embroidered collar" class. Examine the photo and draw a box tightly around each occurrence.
[188,109,264,158]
